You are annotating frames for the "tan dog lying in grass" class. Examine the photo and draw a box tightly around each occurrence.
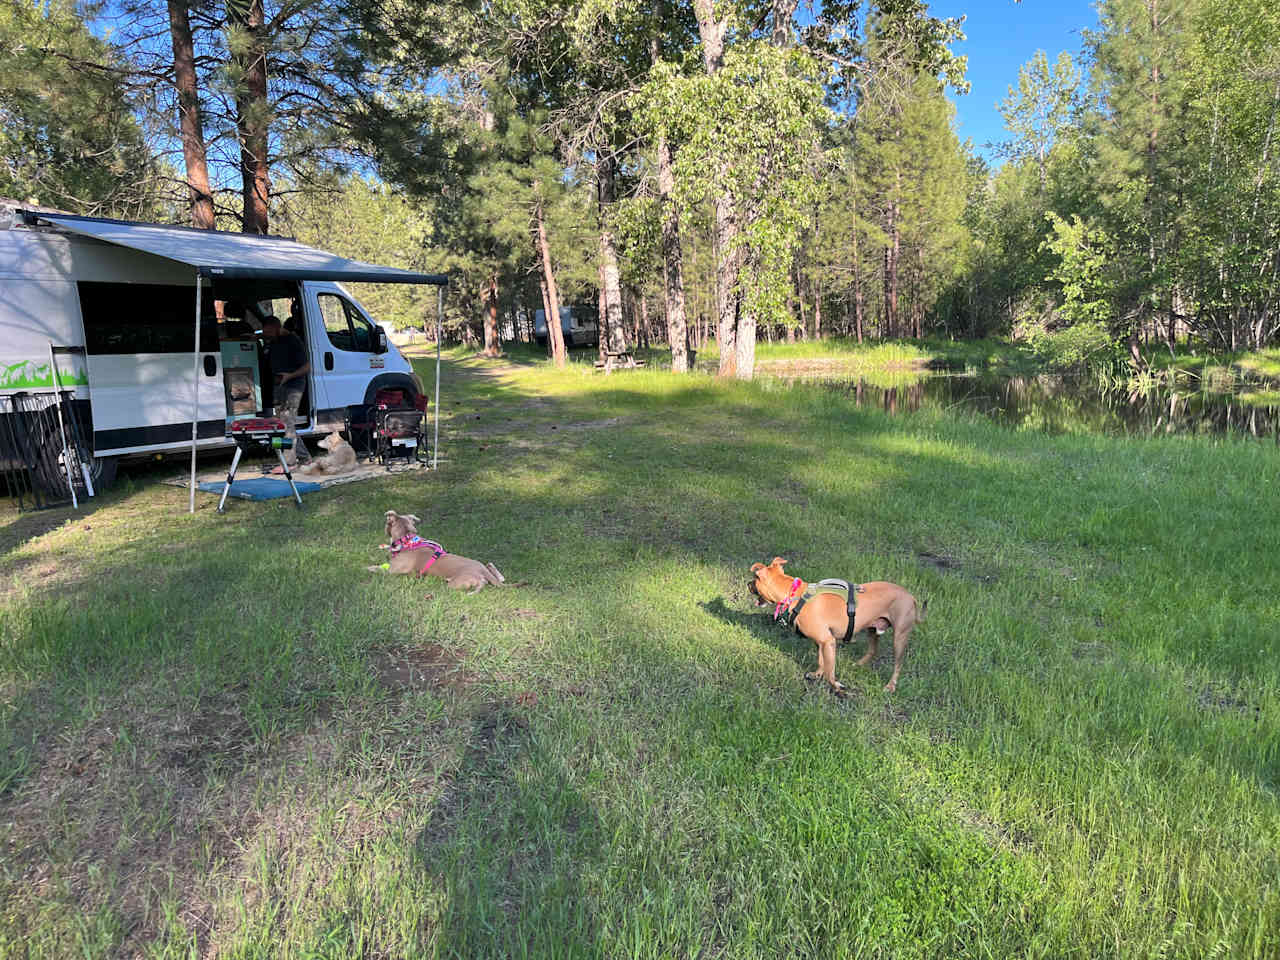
[370,509,506,591]
[297,430,357,476]
[748,557,926,695]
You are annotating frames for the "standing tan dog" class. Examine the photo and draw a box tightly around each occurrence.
[748,557,925,695]
[372,510,506,591]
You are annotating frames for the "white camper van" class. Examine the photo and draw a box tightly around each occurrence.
[0,208,444,490]
[534,305,599,348]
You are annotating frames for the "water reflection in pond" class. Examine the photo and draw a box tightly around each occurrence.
[804,374,1280,441]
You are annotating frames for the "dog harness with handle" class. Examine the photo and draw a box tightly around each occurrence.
[386,534,447,574]
[776,578,863,643]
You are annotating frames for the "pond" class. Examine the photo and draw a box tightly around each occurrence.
[801,372,1280,442]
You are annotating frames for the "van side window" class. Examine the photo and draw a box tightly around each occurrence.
[317,293,375,353]
[318,294,352,350]
[79,281,217,353]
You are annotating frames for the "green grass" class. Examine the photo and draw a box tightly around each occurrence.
[1145,345,1280,387]
[2,353,1278,958]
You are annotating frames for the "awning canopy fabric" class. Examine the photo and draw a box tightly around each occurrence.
[29,211,448,286]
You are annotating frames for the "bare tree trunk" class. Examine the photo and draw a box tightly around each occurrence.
[597,155,627,355]
[851,185,865,342]
[651,1,690,372]
[734,298,757,379]
[884,177,900,337]
[814,281,822,339]
[167,0,213,229]
[482,275,502,356]
[771,0,798,45]
[721,0,795,382]
[797,271,807,340]
[597,262,608,362]
[657,136,689,372]
[853,244,865,344]
[638,293,650,348]
[692,0,740,377]
[713,200,738,376]
[535,195,567,367]
[913,247,924,338]
[811,206,822,339]
[538,277,553,351]
[229,0,270,233]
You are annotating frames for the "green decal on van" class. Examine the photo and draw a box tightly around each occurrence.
[0,360,90,390]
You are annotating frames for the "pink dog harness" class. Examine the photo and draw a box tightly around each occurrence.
[774,577,803,622]
[387,534,447,574]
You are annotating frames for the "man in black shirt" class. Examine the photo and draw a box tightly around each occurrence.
[262,315,313,468]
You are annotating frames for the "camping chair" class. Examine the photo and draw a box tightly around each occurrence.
[346,387,429,467]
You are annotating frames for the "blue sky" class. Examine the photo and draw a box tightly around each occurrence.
[928,0,1101,161]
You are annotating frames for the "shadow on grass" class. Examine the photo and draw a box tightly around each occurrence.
[413,702,608,958]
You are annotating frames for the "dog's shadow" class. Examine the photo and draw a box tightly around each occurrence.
[701,595,882,699]
[701,595,813,669]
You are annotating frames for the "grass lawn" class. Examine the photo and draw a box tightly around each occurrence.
[2,348,1278,958]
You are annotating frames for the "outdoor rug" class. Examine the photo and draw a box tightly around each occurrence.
[164,458,429,501]
[194,477,325,502]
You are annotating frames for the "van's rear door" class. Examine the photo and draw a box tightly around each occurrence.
[78,281,227,454]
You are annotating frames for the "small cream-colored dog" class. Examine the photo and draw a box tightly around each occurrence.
[297,430,357,475]
[371,509,507,591]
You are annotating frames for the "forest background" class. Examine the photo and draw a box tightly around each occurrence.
[5,0,1280,378]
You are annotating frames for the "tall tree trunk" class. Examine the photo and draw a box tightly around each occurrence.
[814,280,822,338]
[884,183,900,338]
[167,0,213,229]
[657,135,689,372]
[538,277,553,350]
[597,262,608,362]
[229,0,270,233]
[724,0,795,382]
[913,247,925,338]
[734,298,756,379]
[535,194,567,367]
[713,198,738,376]
[692,0,740,377]
[852,202,865,343]
[482,275,501,356]
[811,206,822,339]
[771,0,798,45]
[796,269,807,339]
[597,155,627,355]
[651,0,690,372]
[638,292,650,348]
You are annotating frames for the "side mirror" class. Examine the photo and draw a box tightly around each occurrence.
[375,325,388,354]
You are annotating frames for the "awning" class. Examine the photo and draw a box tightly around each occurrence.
[27,211,448,285]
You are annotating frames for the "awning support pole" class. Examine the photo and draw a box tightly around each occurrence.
[433,285,442,470]
[188,271,202,513]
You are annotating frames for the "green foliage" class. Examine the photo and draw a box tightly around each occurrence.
[1027,321,1115,370]
[276,175,437,330]
[997,50,1081,183]
[842,70,971,338]
[0,0,159,215]
[1039,212,1115,328]
[642,42,831,328]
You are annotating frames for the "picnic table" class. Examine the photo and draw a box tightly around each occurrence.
[593,350,646,373]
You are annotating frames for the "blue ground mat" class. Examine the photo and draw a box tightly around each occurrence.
[196,477,324,501]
